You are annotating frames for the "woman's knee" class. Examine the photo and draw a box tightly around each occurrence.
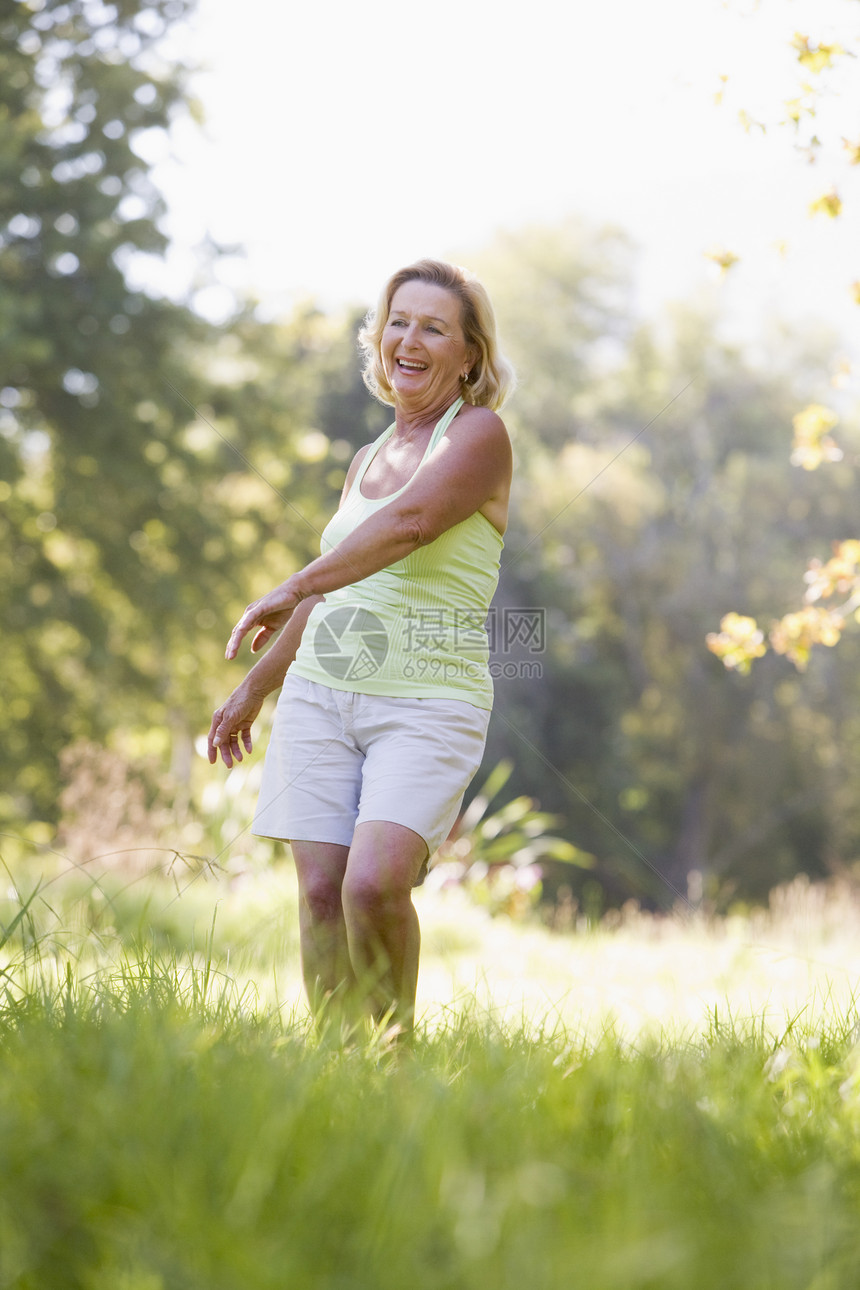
[342,864,407,923]
[292,842,349,924]
[300,872,344,924]
[344,824,428,918]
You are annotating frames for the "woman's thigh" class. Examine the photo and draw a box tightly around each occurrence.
[292,840,351,909]
[345,821,429,897]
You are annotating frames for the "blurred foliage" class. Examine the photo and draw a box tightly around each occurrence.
[431,759,593,920]
[0,0,351,828]
[708,1,860,671]
[4,1,860,918]
[714,4,860,279]
[1,0,222,821]
[465,225,860,909]
[439,759,591,871]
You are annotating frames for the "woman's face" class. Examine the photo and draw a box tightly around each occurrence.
[381,280,475,412]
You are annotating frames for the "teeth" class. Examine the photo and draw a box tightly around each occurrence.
[398,359,426,370]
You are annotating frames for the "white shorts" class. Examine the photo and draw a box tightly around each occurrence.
[252,675,491,861]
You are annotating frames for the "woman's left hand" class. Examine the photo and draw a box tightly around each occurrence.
[226,579,302,660]
[207,679,266,767]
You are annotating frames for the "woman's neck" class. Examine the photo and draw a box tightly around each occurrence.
[392,390,461,439]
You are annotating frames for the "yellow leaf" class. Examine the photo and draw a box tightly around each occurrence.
[831,357,852,389]
[809,189,842,218]
[843,139,860,166]
[791,33,845,73]
[791,403,842,470]
[706,613,767,673]
[770,607,844,670]
[783,96,814,126]
[803,543,860,603]
[852,282,860,306]
[703,246,739,278]
[792,403,838,438]
[737,109,766,135]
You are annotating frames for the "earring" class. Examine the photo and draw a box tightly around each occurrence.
[462,370,470,382]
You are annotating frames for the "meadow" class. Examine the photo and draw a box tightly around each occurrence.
[3,843,860,1290]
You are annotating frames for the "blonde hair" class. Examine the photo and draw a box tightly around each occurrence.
[359,259,515,412]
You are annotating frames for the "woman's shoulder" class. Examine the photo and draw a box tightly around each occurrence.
[450,404,511,464]
[438,403,512,494]
[350,442,374,467]
[346,441,373,476]
[338,442,375,505]
[453,402,509,439]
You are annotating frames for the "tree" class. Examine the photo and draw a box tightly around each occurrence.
[0,0,254,828]
[465,218,636,452]
[457,221,860,905]
[706,2,860,674]
[0,0,396,840]
[0,0,402,841]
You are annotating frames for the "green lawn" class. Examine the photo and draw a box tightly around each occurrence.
[3,860,860,1288]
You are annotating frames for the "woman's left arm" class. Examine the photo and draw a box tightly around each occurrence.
[226,408,510,659]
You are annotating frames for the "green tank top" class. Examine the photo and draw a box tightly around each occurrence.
[290,397,503,709]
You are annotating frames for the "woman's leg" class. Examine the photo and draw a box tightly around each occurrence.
[341,821,429,1033]
[290,840,355,1021]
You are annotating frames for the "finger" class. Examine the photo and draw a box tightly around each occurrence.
[241,727,253,753]
[219,725,240,767]
[225,601,261,660]
[225,621,249,661]
[251,626,274,653]
[207,711,224,764]
[211,712,239,764]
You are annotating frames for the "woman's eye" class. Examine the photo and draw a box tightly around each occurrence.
[426,325,441,335]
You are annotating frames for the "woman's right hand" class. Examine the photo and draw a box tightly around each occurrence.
[207,682,266,768]
[225,577,303,661]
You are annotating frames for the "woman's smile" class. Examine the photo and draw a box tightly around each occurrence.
[382,280,474,410]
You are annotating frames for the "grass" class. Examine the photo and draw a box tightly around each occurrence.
[417,874,860,1040]
[4,856,860,1288]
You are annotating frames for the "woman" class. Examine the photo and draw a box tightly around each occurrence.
[207,259,515,1033]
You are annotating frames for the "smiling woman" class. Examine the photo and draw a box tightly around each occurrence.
[361,258,513,413]
[382,282,471,411]
[208,259,515,1036]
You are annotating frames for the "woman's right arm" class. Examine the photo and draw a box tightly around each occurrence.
[210,443,370,763]
[207,593,323,768]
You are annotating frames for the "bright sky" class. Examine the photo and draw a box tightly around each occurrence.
[147,0,859,354]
